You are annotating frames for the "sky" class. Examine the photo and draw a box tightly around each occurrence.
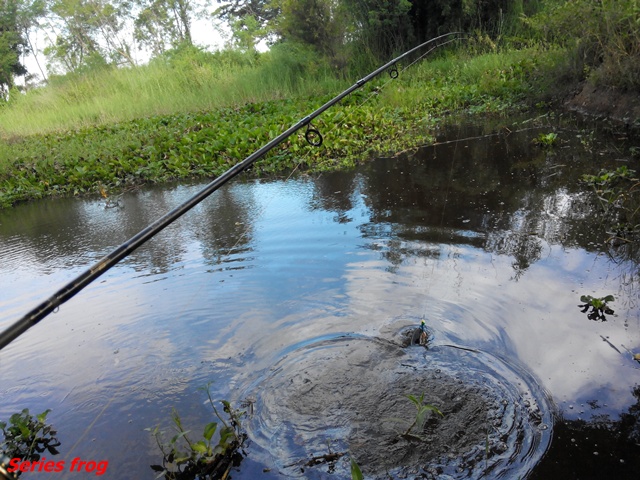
[21,15,230,85]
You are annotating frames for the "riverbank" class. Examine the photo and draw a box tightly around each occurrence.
[565,82,640,129]
[0,47,543,209]
[0,45,638,210]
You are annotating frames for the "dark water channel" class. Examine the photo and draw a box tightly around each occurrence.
[1,118,639,479]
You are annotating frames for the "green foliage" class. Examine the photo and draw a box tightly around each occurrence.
[148,385,246,479]
[579,294,615,321]
[0,409,60,463]
[582,165,638,214]
[350,456,364,480]
[0,44,557,208]
[275,0,346,60]
[0,44,344,136]
[580,166,639,241]
[401,393,443,440]
[342,0,535,61]
[341,0,413,59]
[534,132,558,148]
[227,14,264,52]
[401,47,543,114]
[0,0,28,95]
[43,0,136,74]
[134,0,195,57]
[524,0,640,90]
[214,0,275,22]
[582,165,636,188]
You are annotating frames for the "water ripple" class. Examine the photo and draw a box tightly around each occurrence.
[242,334,553,479]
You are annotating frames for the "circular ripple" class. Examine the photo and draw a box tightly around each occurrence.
[245,334,553,479]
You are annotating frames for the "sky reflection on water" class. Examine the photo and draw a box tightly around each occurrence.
[1,121,639,478]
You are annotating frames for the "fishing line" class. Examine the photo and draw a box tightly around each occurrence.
[418,115,465,323]
[429,126,543,148]
[62,384,120,462]
[192,83,350,307]
[289,37,464,332]
[307,36,464,173]
[63,161,309,464]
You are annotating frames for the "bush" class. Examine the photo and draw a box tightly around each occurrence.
[525,0,640,90]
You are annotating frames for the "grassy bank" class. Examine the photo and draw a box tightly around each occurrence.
[0,44,558,209]
[0,44,348,137]
[1,0,639,209]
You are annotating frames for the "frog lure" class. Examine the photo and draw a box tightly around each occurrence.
[411,319,430,347]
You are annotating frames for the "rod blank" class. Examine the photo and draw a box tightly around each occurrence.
[0,32,464,351]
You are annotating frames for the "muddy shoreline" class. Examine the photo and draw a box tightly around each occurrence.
[564,82,640,130]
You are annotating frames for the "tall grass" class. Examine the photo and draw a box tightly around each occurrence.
[380,46,555,114]
[524,0,640,91]
[0,43,348,137]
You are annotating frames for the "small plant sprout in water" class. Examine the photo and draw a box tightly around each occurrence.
[534,132,558,148]
[578,294,615,321]
[0,409,60,467]
[98,184,126,209]
[401,393,444,441]
[147,384,246,480]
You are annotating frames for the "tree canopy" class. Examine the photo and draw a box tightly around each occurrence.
[1,0,541,89]
[0,0,29,96]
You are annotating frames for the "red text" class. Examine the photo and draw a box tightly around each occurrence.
[7,457,108,476]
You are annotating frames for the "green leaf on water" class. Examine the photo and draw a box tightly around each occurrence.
[350,457,364,480]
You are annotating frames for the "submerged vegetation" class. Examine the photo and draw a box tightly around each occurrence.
[580,165,640,246]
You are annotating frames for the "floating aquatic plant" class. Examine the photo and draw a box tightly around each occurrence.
[534,132,558,147]
[578,294,615,321]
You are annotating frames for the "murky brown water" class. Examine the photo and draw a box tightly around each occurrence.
[1,117,639,479]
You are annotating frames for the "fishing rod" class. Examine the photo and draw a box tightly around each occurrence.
[0,32,465,351]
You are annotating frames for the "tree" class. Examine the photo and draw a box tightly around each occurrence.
[226,14,262,51]
[16,0,48,84]
[212,0,279,50]
[341,0,514,61]
[0,0,29,97]
[43,0,136,73]
[275,0,346,58]
[341,0,413,59]
[134,0,197,56]
[44,0,104,72]
[407,0,513,42]
[213,0,278,26]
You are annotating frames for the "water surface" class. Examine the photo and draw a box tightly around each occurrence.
[1,119,639,478]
